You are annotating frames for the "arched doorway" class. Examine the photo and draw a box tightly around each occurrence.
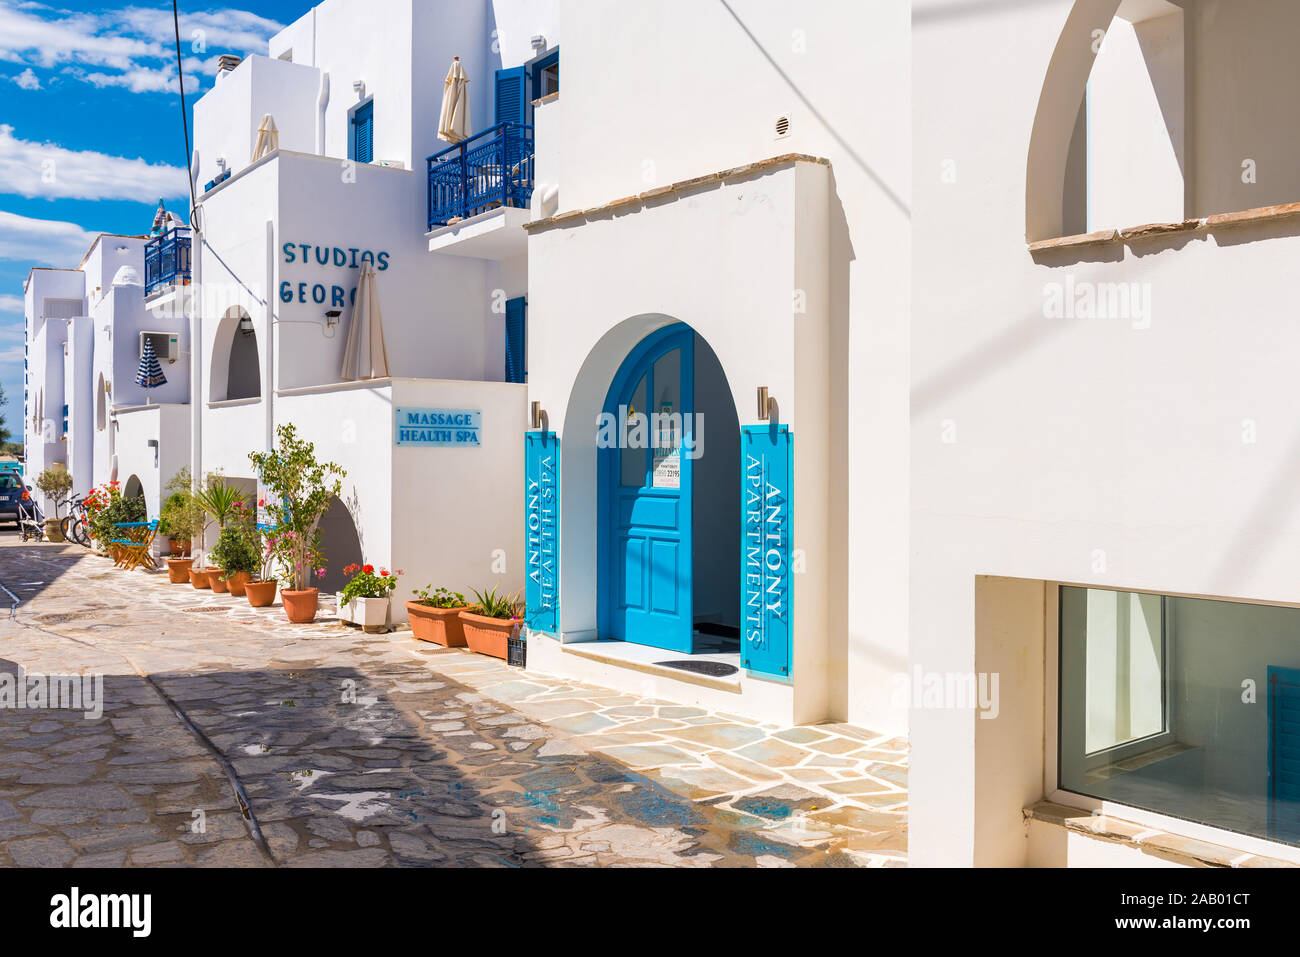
[210,307,261,402]
[317,495,363,594]
[596,323,739,653]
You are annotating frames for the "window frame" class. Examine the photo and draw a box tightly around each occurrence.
[1045,580,1300,864]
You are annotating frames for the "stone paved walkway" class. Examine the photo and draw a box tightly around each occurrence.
[0,540,907,866]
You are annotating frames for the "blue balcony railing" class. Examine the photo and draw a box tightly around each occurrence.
[426,123,535,230]
[144,227,192,297]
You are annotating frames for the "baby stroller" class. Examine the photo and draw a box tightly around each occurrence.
[17,489,45,542]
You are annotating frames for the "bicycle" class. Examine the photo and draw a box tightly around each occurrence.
[61,495,92,547]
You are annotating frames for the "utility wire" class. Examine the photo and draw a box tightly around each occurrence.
[172,0,198,223]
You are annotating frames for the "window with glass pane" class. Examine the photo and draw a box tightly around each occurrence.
[1060,585,1300,846]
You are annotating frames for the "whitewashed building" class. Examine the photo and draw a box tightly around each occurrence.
[910,0,1300,867]
[22,226,192,519]
[27,0,1300,870]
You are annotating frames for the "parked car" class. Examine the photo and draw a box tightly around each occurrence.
[0,471,25,526]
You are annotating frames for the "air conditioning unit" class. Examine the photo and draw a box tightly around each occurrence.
[140,332,180,364]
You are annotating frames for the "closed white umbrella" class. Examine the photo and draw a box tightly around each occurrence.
[437,57,470,144]
[341,264,391,381]
[252,114,279,160]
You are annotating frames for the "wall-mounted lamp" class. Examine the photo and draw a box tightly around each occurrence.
[324,309,342,328]
[757,386,773,421]
[238,315,254,336]
[530,401,545,430]
[353,79,366,98]
[531,34,547,51]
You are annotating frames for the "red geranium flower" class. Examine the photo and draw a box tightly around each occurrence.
[379,569,389,578]
[362,564,374,575]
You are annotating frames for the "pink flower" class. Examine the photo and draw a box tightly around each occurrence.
[315,567,327,579]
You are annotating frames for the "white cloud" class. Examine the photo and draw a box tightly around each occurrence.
[0,209,96,266]
[0,294,23,314]
[0,1,283,95]
[9,67,39,89]
[0,124,188,202]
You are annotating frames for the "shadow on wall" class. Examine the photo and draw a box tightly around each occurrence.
[318,495,363,594]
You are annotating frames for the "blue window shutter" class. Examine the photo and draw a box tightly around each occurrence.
[495,67,527,127]
[505,296,526,383]
[352,101,373,163]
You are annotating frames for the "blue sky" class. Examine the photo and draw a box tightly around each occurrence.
[0,0,310,438]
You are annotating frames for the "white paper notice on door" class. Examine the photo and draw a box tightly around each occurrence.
[652,448,681,489]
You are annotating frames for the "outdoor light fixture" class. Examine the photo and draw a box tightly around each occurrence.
[530,401,545,430]
[531,34,547,50]
[324,309,342,327]
[353,79,366,97]
[238,315,254,336]
[757,386,773,421]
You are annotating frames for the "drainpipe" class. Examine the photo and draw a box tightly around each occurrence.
[264,219,275,456]
[316,72,330,156]
[190,152,204,563]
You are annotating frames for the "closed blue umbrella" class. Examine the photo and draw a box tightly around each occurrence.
[135,338,167,392]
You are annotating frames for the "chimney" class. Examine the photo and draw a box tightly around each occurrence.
[217,54,242,75]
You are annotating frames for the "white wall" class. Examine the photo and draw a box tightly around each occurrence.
[913,0,1300,865]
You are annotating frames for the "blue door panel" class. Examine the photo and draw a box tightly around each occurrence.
[599,324,694,653]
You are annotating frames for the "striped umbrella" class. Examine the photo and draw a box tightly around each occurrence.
[135,338,167,392]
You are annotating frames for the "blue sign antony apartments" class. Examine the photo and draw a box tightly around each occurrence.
[525,432,559,635]
[395,408,482,447]
[740,425,793,678]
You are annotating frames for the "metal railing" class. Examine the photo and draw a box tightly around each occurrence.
[426,123,535,230]
[144,227,192,296]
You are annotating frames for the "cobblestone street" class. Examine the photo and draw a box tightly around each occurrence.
[0,540,908,867]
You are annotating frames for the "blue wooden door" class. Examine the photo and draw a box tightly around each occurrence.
[600,325,694,652]
[1268,666,1300,842]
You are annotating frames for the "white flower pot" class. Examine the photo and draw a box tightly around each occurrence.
[337,595,391,632]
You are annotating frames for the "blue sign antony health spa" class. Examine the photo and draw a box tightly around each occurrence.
[740,425,793,678]
[524,432,559,636]
[394,408,482,447]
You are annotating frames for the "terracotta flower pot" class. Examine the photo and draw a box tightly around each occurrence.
[458,609,518,660]
[189,567,210,589]
[406,602,469,647]
[206,569,229,593]
[245,579,277,608]
[169,538,191,557]
[281,587,319,624]
[166,557,194,584]
[226,571,250,597]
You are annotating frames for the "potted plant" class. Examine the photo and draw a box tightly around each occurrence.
[249,423,344,624]
[194,475,244,591]
[85,480,146,557]
[338,564,402,632]
[210,504,259,597]
[406,585,470,646]
[459,585,524,660]
[245,531,278,607]
[159,468,200,556]
[34,468,72,542]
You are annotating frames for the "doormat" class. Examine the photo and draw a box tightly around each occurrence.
[655,660,739,678]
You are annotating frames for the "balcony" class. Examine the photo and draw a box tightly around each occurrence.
[144,227,192,297]
[426,124,534,259]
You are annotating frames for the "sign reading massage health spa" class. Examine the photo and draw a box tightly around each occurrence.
[524,432,559,636]
[394,408,482,447]
[740,425,792,678]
